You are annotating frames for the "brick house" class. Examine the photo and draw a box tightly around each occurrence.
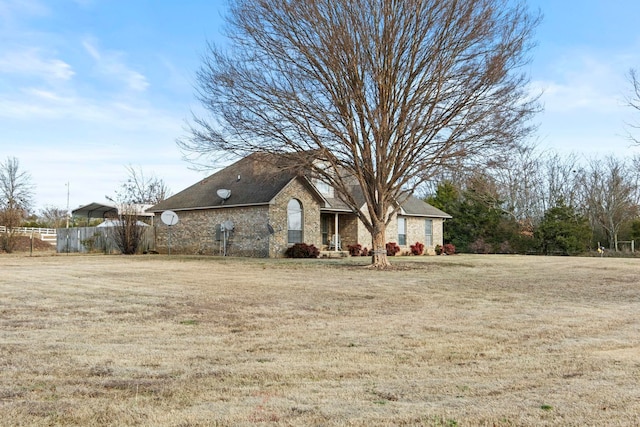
[148,153,451,257]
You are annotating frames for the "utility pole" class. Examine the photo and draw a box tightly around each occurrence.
[66,182,70,228]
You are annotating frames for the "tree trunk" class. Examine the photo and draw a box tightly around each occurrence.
[370,223,390,268]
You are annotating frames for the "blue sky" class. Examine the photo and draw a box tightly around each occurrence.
[1,0,640,211]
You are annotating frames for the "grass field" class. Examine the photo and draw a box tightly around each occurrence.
[1,253,639,426]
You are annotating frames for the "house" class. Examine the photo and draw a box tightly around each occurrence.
[147,153,451,257]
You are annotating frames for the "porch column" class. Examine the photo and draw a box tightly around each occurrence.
[334,213,339,252]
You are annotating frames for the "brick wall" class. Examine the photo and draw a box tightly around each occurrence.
[154,206,270,257]
[153,177,323,258]
[268,178,322,257]
[356,211,446,255]
[152,178,446,257]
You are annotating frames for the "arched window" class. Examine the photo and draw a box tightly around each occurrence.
[287,199,303,244]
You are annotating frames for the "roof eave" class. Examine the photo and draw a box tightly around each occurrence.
[147,202,271,213]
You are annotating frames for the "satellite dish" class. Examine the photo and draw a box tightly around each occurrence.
[222,220,234,231]
[217,189,231,200]
[161,210,179,226]
[267,224,275,234]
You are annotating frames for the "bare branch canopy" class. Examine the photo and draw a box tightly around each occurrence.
[179,0,541,266]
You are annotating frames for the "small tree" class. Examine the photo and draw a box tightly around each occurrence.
[630,219,640,242]
[113,165,170,205]
[0,157,34,252]
[40,206,69,229]
[582,156,639,251]
[108,205,146,255]
[107,166,166,255]
[535,201,591,255]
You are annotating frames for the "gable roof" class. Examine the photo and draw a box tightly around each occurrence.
[321,184,451,218]
[400,195,452,218]
[148,153,307,212]
[149,152,451,219]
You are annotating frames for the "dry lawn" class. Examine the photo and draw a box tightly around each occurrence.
[1,254,639,426]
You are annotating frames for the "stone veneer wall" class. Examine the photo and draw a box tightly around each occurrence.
[268,178,322,257]
[355,212,445,255]
[154,205,270,257]
[404,216,444,255]
[429,218,445,255]
[338,215,359,249]
[152,180,445,257]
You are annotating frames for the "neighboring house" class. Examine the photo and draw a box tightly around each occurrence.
[147,153,451,257]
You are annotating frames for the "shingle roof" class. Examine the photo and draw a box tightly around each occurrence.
[400,195,452,218]
[148,153,300,212]
[149,153,451,219]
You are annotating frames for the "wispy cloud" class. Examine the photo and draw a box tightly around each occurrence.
[0,0,49,22]
[0,86,181,135]
[531,52,632,115]
[82,38,149,92]
[0,49,74,80]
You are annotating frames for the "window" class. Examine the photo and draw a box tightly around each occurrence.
[321,216,330,246]
[425,219,433,247]
[398,217,406,246]
[287,199,303,244]
[314,179,334,197]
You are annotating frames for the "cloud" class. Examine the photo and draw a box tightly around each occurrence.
[0,0,49,22]
[82,38,149,92]
[0,49,74,81]
[531,52,631,115]
[0,86,182,136]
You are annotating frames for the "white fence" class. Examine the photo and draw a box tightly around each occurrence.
[0,226,57,244]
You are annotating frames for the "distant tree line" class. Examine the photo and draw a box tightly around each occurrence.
[425,144,640,255]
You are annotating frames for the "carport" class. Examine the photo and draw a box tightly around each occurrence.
[72,202,118,223]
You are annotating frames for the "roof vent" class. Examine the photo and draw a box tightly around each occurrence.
[216,189,231,201]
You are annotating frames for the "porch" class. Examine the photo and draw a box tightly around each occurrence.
[320,211,359,253]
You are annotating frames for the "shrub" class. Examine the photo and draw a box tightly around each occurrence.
[434,244,443,255]
[361,247,369,256]
[469,238,491,254]
[347,243,362,256]
[499,240,514,254]
[443,243,456,255]
[81,232,105,253]
[386,242,400,256]
[410,241,424,255]
[285,243,319,258]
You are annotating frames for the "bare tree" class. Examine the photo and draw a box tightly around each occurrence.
[539,151,583,213]
[105,166,167,255]
[40,206,69,229]
[0,157,34,252]
[180,0,540,267]
[109,204,147,255]
[113,165,170,205]
[626,68,640,144]
[490,142,544,228]
[582,156,639,250]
